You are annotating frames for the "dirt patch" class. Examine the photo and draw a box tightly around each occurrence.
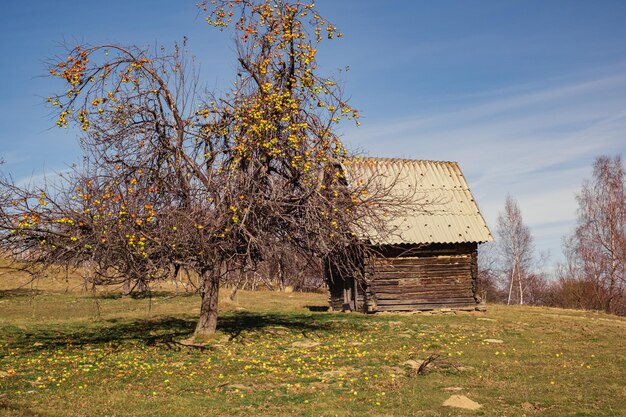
[310,382,331,390]
[402,359,425,370]
[320,367,359,382]
[443,395,482,410]
[521,402,544,411]
[229,384,253,391]
[382,365,406,376]
[290,340,320,348]
[542,313,626,327]
[267,326,290,335]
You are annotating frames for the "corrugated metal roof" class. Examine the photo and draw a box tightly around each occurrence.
[342,157,493,245]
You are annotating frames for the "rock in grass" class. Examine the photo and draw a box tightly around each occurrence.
[443,395,482,410]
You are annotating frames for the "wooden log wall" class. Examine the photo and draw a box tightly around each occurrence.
[326,243,480,313]
[366,243,479,312]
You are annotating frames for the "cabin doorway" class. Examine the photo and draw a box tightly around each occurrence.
[342,277,357,311]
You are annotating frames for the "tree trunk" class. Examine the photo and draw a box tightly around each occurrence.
[229,271,244,301]
[122,278,131,296]
[278,260,285,292]
[507,265,515,305]
[194,270,220,338]
[229,282,240,301]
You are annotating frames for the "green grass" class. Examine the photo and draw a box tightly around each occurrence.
[1,273,625,416]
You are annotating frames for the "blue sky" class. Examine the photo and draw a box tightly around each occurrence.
[1,1,626,267]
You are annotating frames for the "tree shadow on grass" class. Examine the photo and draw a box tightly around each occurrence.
[217,311,335,341]
[0,395,45,417]
[0,316,197,355]
[0,311,337,354]
[95,290,197,300]
[0,288,43,299]
[305,305,330,312]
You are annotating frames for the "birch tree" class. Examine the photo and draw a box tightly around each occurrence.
[563,155,626,314]
[496,195,535,305]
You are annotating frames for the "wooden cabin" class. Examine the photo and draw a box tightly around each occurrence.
[327,158,493,312]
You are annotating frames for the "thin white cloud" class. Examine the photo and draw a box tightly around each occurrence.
[346,65,626,264]
[0,151,31,166]
[15,169,70,189]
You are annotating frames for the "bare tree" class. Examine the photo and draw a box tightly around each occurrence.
[562,155,626,315]
[0,1,405,338]
[476,242,504,303]
[495,195,535,305]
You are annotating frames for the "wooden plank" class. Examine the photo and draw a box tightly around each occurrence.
[376,294,475,302]
[376,285,472,297]
[372,272,471,280]
[373,273,471,281]
[373,287,474,296]
[372,246,476,259]
[376,303,477,311]
[375,261,469,266]
[376,295,475,303]
[376,255,472,262]
[373,271,472,279]
[373,263,469,270]
[372,280,472,288]
[372,284,471,291]
[374,277,469,284]
[374,256,471,266]
[376,294,474,302]
[373,264,470,272]
[373,276,470,284]
[377,302,477,311]
[375,267,470,273]
[372,256,471,266]
[376,302,477,311]
[374,256,471,263]
[373,266,472,274]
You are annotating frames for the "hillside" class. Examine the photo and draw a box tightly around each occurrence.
[0,273,625,416]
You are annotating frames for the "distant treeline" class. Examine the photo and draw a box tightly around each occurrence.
[478,155,626,316]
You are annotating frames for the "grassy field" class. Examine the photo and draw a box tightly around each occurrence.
[1,271,625,416]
